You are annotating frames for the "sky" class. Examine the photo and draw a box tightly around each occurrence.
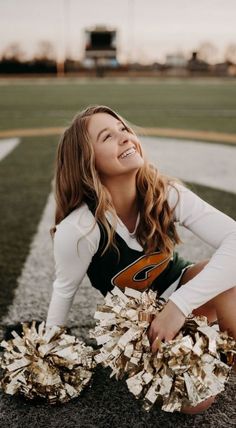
[0,0,236,64]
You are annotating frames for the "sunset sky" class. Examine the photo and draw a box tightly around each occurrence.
[0,0,236,63]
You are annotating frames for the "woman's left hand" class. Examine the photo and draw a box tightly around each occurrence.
[147,300,186,353]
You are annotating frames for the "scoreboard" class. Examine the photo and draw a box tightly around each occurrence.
[84,26,118,66]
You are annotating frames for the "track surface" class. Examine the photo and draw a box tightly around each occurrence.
[0,126,236,145]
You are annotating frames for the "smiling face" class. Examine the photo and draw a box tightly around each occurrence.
[87,112,144,182]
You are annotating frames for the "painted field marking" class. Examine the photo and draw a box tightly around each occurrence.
[0,138,20,161]
[142,137,236,194]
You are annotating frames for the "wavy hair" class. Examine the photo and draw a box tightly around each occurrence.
[50,105,183,256]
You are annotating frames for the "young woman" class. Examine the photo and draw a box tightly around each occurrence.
[46,105,236,414]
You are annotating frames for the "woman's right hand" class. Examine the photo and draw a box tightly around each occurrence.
[147,300,186,353]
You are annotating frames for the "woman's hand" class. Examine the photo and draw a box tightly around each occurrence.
[147,300,186,353]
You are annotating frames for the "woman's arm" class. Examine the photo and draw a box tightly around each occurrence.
[168,182,236,316]
[148,183,236,349]
[46,211,100,328]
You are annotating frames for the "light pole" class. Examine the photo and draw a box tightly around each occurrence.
[128,0,135,64]
[57,0,70,77]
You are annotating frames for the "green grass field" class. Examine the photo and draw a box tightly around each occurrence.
[0,78,236,133]
[0,136,58,319]
[0,78,236,320]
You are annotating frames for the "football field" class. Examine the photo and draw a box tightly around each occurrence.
[0,77,235,428]
[1,77,236,133]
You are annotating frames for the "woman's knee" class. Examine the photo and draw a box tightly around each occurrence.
[217,285,236,299]
[179,259,209,286]
[180,395,216,414]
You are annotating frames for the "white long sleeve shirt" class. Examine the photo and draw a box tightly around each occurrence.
[46,183,236,327]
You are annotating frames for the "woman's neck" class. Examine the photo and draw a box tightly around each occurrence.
[103,174,139,222]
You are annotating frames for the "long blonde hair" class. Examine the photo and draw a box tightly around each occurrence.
[50,105,182,256]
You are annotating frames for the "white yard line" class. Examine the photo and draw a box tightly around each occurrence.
[0,138,20,161]
[142,136,236,194]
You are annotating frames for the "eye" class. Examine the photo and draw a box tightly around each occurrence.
[103,133,111,141]
[103,127,127,142]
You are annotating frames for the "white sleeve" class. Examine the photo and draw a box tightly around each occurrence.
[167,183,236,316]
[46,219,100,328]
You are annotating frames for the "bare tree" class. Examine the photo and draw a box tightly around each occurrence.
[224,43,236,64]
[198,42,218,64]
[34,41,55,61]
[1,43,25,61]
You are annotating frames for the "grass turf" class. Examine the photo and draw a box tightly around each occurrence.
[0,136,58,320]
[0,79,236,133]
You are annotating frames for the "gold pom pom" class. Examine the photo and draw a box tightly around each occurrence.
[89,286,236,412]
[0,320,97,404]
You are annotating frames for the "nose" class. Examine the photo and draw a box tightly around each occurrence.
[117,131,129,145]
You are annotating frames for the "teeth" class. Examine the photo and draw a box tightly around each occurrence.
[119,148,136,159]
